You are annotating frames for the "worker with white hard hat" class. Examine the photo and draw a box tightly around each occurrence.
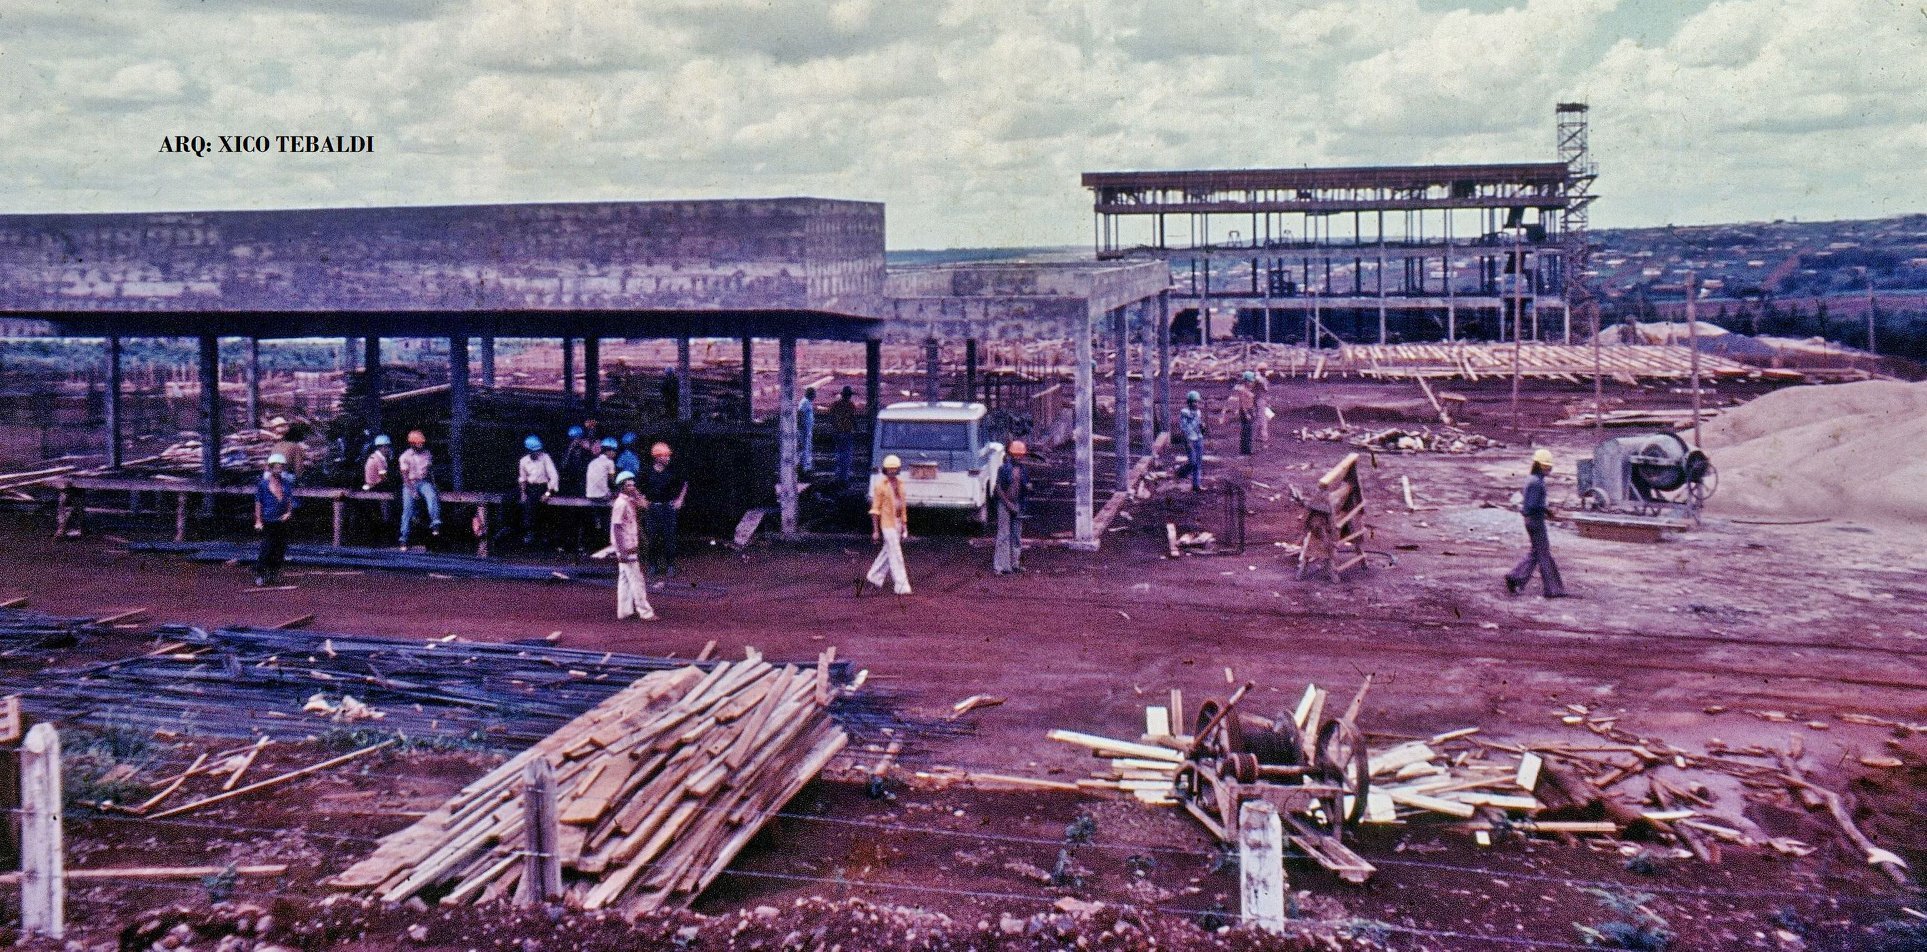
[993,440,1032,575]
[609,470,656,622]
[252,452,298,586]
[1177,391,1207,491]
[861,454,913,596]
[1504,448,1569,598]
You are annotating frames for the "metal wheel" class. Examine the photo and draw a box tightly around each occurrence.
[1193,700,1246,759]
[1315,719,1372,830]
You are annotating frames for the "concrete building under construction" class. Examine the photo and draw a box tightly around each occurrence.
[1082,103,1597,346]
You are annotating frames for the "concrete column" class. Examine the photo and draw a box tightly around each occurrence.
[1139,301,1156,460]
[1113,307,1131,492]
[363,336,383,437]
[341,337,358,373]
[198,335,220,514]
[922,337,940,402]
[864,338,882,423]
[560,336,575,411]
[676,338,692,421]
[740,337,754,422]
[1157,291,1172,436]
[449,334,470,491]
[582,335,600,416]
[1073,305,1096,549]
[105,336,123,469]
[480,336,496,387]
[244,337,261,428]
[964,339,978,402]
[776,336,799,537]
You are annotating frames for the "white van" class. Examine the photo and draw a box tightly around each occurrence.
[867,402,1005,521]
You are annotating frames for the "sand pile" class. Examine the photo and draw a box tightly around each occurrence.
[1700,380,1927,524]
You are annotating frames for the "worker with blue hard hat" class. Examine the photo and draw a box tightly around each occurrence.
[1177,391,1207,491]
[616,432,641,476]
[609,469,656,622]
[516,434,558,547]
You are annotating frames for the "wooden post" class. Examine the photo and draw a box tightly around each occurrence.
[519,758,560,906]
[1686,271,1702,446]
[1237,799,1284,934]
[20,723,62,940]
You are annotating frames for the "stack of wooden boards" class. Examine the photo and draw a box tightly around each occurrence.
[1295,423,1504,454]
[330,650,848,914]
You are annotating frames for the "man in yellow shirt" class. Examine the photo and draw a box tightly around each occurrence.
[862,455,912,595]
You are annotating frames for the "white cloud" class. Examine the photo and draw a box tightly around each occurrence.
[0,0,1919,247]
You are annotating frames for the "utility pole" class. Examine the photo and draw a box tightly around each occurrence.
[1865,270,1877,357]
[1686,272,1702,447]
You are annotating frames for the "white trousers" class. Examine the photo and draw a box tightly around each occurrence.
[866,527,911,594]
[617,559,655,620]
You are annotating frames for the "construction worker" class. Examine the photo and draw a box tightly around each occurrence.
[397,429,441,549]
[252,452,297,586]
[1177,392,1206,491]
[609,471,656,621]
[616,432,641,477]
[516,435,558,547]
[862,454,912,595]
[559,425,592,496]
[1222,373,1255,456]
[797,386,817,474]
[828,385,859,482]
[640,442,688,577]
[585,437,619,538]
[1505,448,1569,598]
[1251,366,1272,444]
[269,418,309,478]
[360,434,394,542]
[993,440,1030,575]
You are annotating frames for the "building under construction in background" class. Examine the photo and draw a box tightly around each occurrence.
[1083,103,1597,346]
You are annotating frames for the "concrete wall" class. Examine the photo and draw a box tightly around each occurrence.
[0,198,885,317]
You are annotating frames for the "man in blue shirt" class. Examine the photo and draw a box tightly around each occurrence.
[616,432,641,478]
[1505,448,1568,598]
[252,452,298,586]
[1177,391,1207,492]
[993,439,1031,575]
[797,387,817,474]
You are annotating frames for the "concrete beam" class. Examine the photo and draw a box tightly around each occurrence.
[450,335,470,491]
[777,336,799,538]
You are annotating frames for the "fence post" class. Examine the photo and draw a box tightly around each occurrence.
[519,758,559,906]
[1238,799,1284,934]
[20,723,63,939]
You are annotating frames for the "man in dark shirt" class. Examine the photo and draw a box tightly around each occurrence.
[828,386,859,482]
[1505,449,1568,598]
[640,441,689,576]
[993,440,1031,575]
[252,452,298,586]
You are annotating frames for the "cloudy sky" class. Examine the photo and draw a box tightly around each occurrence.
[0,0,1920,248]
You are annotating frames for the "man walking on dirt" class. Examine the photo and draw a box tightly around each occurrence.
[1505,448,1568,598]
[862,454,913,595]
[610,471,656,621]
[993,439,1031,575]
[1177,392,1206,491]
[252,452,297,586]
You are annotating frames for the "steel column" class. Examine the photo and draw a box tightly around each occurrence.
[449,334,470,491]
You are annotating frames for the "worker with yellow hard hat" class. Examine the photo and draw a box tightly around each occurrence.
[860,454,913,596]
[993,440,1032,575]
[1504,448,1569,598]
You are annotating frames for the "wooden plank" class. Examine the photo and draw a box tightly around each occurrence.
[148,739,395,819]
[1047,730,1184,763]
[20,723,62,940]
[0,864,287,885]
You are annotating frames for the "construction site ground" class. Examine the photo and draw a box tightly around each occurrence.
[4,377,1924,950]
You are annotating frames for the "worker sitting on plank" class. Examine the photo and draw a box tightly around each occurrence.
[1505,448,1569,599]
[516,435,558,548]
[640,442,688,577]
[397,429,442,549]
[861,454,913,596]
[610,471,656,622]
[993,439,1030,575]
[1176,391,1207,492]
[252,452,297,586]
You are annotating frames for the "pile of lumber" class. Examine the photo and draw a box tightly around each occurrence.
[1296,424,1503,454]
[1339,342,1767,384]
[1551,407,1721,429]
[147,419,328,475]
[331,650,849,913]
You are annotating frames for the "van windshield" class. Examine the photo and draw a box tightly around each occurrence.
[877,421,972,452]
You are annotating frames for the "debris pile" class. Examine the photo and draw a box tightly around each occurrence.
[1296,424,1503,454]
[331,652,849,914]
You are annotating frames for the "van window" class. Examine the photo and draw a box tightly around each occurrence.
[877,421,972,452]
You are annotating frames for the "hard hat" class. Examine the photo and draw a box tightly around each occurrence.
[1008,439,1027,457]
[620,432,637,446]
[600,437,619,450]
[372,434,391,446]
[266,452,287,466]
[406,430,426,444]
[1242,371,1256,382]
[651,442,672,458]
[615,470,636,485]
[524,435,543,452]
[882,454,902,470]
[1186,390,1201,403]
[1531,448,1555,468]
[567,426,585,439]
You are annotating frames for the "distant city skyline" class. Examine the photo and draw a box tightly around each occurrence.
[2,0,1921,249]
